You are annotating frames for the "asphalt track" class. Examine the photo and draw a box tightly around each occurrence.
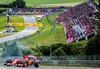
[0,15,38,43]
[0,65,100,69]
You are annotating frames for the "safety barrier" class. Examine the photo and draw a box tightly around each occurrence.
[40,60,100,66]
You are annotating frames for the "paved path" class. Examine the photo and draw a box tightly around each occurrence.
[0,15,38,43]
[0,66,100,69]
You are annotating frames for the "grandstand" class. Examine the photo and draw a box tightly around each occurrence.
[12,7,64,15]
[6,0,98,44]
[56,1,98,43]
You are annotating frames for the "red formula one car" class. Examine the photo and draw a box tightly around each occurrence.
[4,56,39,67]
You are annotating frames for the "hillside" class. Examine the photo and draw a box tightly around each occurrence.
[0,0,86,7]
[0,0,99,58]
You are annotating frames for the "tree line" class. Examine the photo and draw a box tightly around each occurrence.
[0,0,100,57]
[0,0,26,8]
[0,0,99,9]
[1,19,100,57]
[21,9,100,56]
[0,8,6,13]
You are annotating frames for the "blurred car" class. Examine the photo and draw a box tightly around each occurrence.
[2,28,14,33]
[4,55,39,67]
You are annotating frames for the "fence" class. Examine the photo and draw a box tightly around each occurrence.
[1,55,100,61]
[40,60,100,66]
[37,55,100,60]
[18,14,56,40]
[0,56,100,66]
[32,55,100,66]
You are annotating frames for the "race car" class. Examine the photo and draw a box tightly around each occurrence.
[4,55,39,67]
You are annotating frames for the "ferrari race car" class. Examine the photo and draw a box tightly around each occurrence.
[4,56,39,67]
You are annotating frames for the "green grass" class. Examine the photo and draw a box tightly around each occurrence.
[0,15,6,32]
[18,12,66,47]
[0,15,25,32]
[10,15,25,32]
[19,17,54,46]
[53,25,66,44]
[20,26,66,47]
[0,15,10,38]
[0,34,11,38]
[0,0,86,7]
[24,0,86,7]
[0,15,25,38]
[40,17,53,33]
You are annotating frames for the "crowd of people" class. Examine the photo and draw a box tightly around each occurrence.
[12,7,65,14]
[56,1,95,25]
[9,1,97,43]
[56,1,97,43]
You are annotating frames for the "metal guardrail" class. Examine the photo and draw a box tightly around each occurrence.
[40,60,100,66]
[0,56,100,66]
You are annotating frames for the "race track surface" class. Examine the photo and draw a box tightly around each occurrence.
[0,65,100,69]
[0,15,38,43]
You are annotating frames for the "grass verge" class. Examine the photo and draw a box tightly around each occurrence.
[18,12,66,47]
[10,15,25,32]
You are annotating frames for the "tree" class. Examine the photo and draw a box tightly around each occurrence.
[70,43,85,55]
[37,45,50,56]
[51,43,63,53]
[61,44,71,55]
[98,0,100,9]
[21,48,32,55]
[12,0,26,8]
[31,47,42,56]
[51,48,67,56]
[97,0,100,9]
[85,21,100,55]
